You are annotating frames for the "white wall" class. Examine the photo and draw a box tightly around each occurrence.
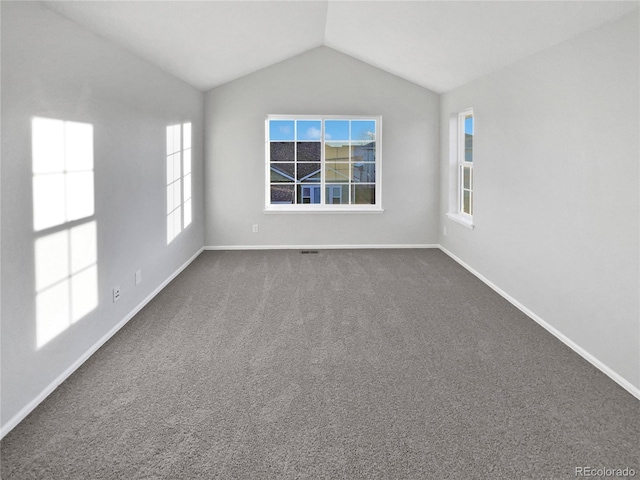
[204,47,440,248]
[440,12,640,392]
[1,2,205,432]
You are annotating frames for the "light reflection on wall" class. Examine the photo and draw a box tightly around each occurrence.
[32,117,98,348]
[166,122,192,244]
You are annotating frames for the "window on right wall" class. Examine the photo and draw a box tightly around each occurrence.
[447,108,475,229]
[446,109,475,228]
[458,110,474,217]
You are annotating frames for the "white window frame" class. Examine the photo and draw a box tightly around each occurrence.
[458,110,473,218]
[265,114,383,213]
[447,109,475,229]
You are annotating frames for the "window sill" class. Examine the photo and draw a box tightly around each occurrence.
[446,213,475,229]
[264,206,384,214]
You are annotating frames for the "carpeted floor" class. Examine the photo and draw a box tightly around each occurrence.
[2,249,638,479]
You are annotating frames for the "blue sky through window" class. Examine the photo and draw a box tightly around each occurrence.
[351,121,376,142]
[269,120,294,141]
[465,116,473,136]
[296,120,321,140]
[325,120,349,141]
[271,119,377,142]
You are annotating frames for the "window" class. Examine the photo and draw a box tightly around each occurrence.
[266,115,382,211]
[167,123,192,243]
[458,110,473,218]
[447,109,474,229]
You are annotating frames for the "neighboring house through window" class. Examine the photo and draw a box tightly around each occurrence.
[266,115,382,212]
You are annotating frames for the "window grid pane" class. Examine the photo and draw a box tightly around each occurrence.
[352,184,376,205]
[271,142,295,161]
[325,162,349,183]
[296,120,321,141]
[462,190,471,215]
[351,163,375,183]
[270,184,295,204]
[326,184,349,205]
[271,163,295,183]
[297,185,321,204]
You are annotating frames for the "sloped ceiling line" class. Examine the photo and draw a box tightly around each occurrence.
[41,1,639,93]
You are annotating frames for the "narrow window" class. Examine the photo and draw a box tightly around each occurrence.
[167,123,192,244]
[458,110,473,218]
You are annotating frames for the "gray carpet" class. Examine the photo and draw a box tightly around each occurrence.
[2,249,638,479]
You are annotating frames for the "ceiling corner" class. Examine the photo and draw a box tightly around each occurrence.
[322,0,330,46]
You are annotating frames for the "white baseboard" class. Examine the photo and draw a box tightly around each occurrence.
[439,246,640,401]
[204,244,439,251]
[0,247,205,439]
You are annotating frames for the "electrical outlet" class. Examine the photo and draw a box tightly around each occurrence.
[252,224,259,233]
[135,269,142,285]
[113,286,121,303]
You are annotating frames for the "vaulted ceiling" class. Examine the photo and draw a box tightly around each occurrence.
[42,1,639,93]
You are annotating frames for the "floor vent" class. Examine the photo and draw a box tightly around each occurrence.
[301,250,319,254]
